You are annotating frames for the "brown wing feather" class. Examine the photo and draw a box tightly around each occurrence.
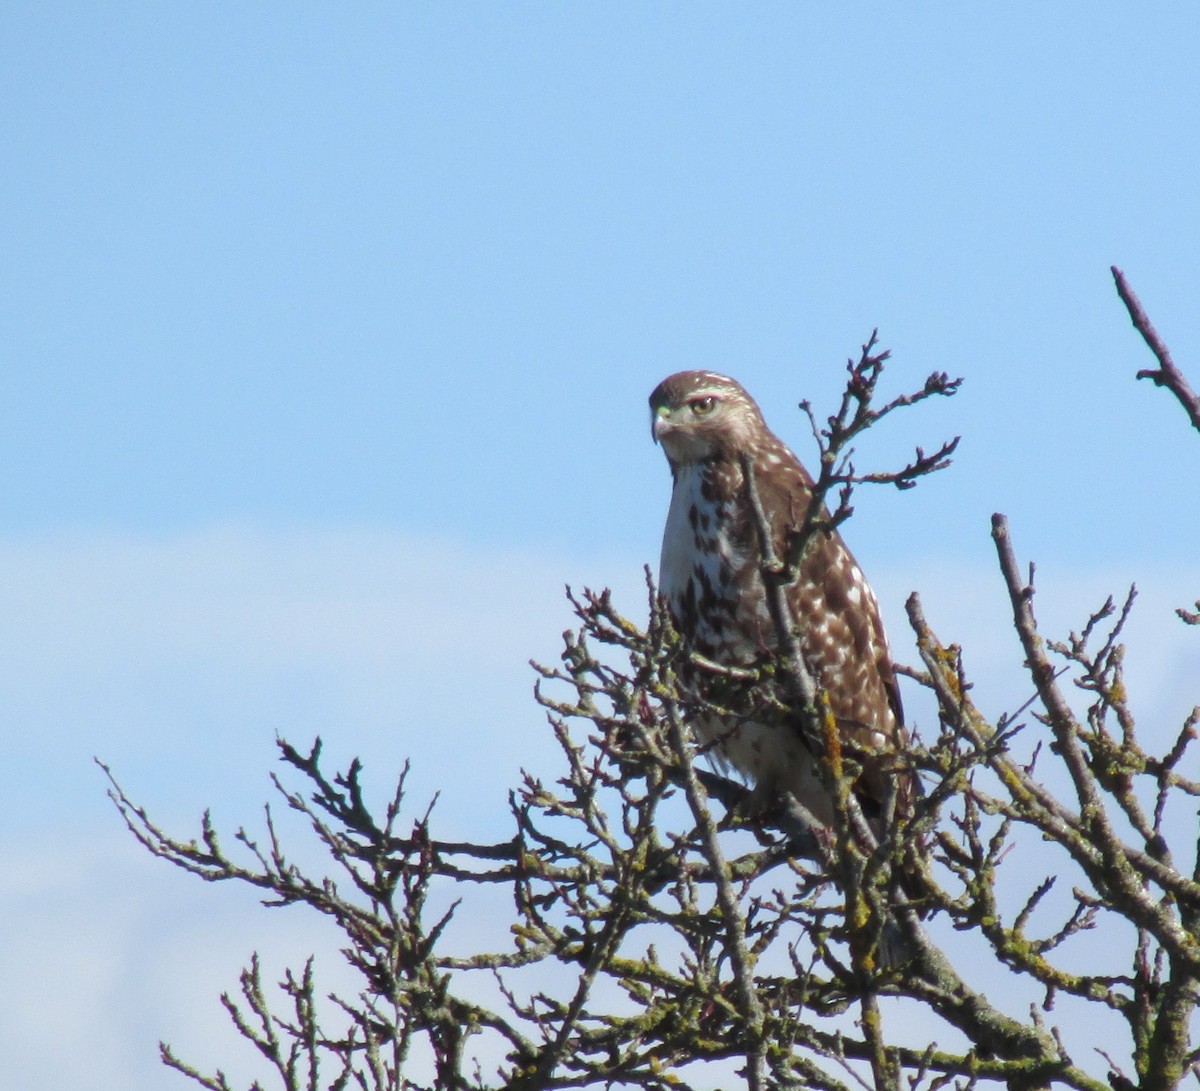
[755,447,912,823]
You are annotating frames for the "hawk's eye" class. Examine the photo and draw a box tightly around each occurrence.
[690,396,717,416]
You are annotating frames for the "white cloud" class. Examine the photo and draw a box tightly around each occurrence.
[0,525,646,822]
[0,834,160,1090]
[0,525,657,1091]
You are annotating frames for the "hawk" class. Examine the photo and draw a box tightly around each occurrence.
[649,370,914,836]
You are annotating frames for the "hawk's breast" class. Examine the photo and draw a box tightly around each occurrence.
[659,462,764,660]
[658,460,825,810]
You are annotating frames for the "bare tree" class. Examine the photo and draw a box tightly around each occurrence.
[105,270,1200,1091]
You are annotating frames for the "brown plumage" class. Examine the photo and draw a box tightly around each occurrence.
[649,370,914,833]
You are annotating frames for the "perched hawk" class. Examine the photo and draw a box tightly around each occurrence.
[649,370,913,834]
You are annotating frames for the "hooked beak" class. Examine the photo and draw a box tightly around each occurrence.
[651,404,671,445]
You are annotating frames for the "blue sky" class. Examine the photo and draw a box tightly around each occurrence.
[3,6,1199,1090]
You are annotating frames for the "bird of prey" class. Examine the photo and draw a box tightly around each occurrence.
[649,370,914,835]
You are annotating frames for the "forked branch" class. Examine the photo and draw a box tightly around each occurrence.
[1112,265,1200,433]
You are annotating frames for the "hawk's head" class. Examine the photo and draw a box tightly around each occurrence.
[649,371,767,466]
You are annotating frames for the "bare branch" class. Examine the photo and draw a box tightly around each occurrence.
[1111,265,1200,432]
